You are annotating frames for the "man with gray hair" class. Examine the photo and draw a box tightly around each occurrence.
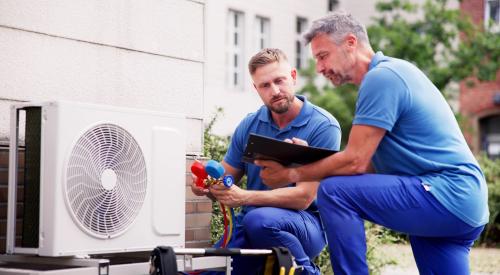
[256,12,488,275]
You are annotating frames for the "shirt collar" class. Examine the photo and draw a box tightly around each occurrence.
[257,95,313,128]
[369,51,389,71]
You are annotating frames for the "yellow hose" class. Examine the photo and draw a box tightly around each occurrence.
[226,206,233,246]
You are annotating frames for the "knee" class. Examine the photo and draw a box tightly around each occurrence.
[242,208,278,235]
[317,177,342,210]
[317,179,329,204]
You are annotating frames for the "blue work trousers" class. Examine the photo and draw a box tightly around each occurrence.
[318,174,484,275]
[204,207,326,275]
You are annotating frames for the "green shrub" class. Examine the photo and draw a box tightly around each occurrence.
[203,108,230,244]
[314,247,333,274]
[203,107,230,162]
[477,154,500,247]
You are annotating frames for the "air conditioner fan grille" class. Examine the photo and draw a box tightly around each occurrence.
[65,124,147,238]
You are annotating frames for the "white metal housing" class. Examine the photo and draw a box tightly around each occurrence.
[7,101,186,256]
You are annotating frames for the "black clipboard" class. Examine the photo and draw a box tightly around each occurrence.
[242,133,337,167]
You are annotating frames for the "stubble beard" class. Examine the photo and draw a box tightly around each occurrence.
[325,50,355,86]
[324,70,352,86]
[268,94,294,114]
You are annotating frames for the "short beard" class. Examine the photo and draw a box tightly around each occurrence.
[268,95,294,114]
[326,48,354,86]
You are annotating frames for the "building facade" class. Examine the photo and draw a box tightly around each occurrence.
[204,0,378,135]
[0,0,381,254]
[1,0,483,256]
[0,0,208,251]
[459,0,500,158]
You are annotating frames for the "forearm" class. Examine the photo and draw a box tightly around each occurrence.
[244,182,318,210]
[257,125,384,187]
[294,150,369,182]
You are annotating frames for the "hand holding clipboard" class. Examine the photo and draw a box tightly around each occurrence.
[242,134,337,167]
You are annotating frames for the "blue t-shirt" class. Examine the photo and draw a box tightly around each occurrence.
[224,95,341,215]
[354,51,489,227]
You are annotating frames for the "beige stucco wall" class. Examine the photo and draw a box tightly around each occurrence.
[0,0,204,153]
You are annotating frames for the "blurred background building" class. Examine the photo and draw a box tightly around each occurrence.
[459,0,500,159]
[203,0,378,135]
[204,0,499,161]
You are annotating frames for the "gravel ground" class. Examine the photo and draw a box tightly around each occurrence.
[380,244,500,275]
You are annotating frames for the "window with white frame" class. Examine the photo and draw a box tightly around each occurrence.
[254,16,270,51]
[480,114,500,159]
[485,0,500,30]
[227,10,245,90]
[295,17,309,70]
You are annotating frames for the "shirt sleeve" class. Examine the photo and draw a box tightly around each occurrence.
[308,123,342,151]
[353,67,410,131]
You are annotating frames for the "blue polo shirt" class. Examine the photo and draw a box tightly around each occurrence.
[224,95,341,215]
[354,52,489,227]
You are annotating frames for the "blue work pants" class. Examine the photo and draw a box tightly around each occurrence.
[204,207,326,275]
[318,174,484,275]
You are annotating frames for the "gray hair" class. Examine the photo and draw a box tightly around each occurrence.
[302,11,370,46]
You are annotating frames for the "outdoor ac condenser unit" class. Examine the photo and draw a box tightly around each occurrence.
[7,101,186,257]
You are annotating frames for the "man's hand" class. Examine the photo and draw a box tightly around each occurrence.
[284,137,308,146]
[254,137,306,188]
[254,160,300,188]
[190,174,210,196]
[209,184,249,208]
